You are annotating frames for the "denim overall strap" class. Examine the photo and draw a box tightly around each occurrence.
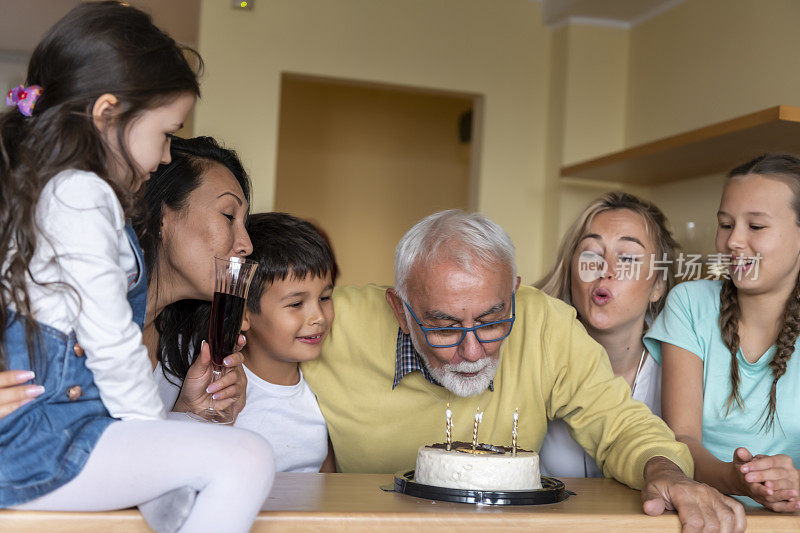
[123,221,148,330]
[0,223,146,507]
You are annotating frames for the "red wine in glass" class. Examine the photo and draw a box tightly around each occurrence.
[208,291,247,366]
[186,256,257,424]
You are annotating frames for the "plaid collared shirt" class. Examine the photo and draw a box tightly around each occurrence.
[392,328,494,391]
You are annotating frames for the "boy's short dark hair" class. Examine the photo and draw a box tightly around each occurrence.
[245,213,338,314]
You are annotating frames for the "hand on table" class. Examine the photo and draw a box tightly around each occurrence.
[0,369,44,418]
[733,447,800,512]
[641,456,746,533]
[172,334,248,417]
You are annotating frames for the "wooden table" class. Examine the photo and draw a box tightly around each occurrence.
[2,473,799,532]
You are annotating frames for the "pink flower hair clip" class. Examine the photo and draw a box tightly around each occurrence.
[6,85,43,117]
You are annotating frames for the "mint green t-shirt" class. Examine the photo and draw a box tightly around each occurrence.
[644,280,800,477]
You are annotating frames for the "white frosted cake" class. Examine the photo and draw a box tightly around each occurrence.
[415,442,542,491]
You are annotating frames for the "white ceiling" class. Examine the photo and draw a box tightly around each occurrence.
[0,0,200,58]
[541,0,687,28]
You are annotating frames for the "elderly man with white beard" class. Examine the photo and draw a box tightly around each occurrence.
[303,210,744,532]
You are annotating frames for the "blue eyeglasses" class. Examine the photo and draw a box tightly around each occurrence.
[403,293,516,348]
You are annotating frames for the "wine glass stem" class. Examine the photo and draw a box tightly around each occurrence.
[209,366,223,412]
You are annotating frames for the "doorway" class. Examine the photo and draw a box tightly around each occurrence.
[274,74,478,286]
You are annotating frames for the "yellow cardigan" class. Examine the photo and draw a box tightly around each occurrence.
[302,284,692,488]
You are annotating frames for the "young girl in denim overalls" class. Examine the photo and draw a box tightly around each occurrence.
[0,3,274,531]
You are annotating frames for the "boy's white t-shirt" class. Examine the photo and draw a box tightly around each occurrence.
[153,363,329,472]
[235,365,329,473]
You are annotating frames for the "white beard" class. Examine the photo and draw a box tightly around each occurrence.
[418,350,499,398]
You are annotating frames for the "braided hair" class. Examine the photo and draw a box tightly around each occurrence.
[719,154,800,432]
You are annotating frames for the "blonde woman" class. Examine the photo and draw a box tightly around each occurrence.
[535,192,679,478]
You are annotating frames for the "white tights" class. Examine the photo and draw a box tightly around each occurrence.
[13,419,275,532]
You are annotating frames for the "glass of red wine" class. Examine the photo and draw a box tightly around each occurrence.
[186,256,257,424]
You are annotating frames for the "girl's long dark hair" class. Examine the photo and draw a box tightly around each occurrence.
[134,136,251,384]
[719,154,800,432]
[0,1,201,370]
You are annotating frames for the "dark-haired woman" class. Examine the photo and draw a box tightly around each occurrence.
[135,135,253,417]
[645,154,800,511]
[1,136,253,417]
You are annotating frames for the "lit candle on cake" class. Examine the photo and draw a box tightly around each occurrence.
[512,407,519,456]
[472,407,483,453]
[445,403,453,451]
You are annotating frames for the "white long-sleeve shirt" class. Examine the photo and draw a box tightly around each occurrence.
[23,169,165,420]
[539,353,661,478]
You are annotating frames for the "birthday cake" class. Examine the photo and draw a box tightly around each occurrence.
[415,441,542,491]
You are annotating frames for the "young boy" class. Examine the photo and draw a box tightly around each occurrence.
[235,212,337,472]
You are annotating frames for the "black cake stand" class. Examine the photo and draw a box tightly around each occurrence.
[391,470,573,506]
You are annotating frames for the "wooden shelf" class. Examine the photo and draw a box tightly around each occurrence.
[561,105,800,185]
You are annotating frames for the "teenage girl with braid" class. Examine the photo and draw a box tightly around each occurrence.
[644,154,800,511]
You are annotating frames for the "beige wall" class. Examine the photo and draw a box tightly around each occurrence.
[196,0,552,284]
[648,174,726,256]
[548,24,639,256]
[627,0,800,255]
[195,0,800,282]
[627,0,800,146]
[556,0,800,259]
[273,76,472,286]
[561,24,629,166]
[543,25,568,266]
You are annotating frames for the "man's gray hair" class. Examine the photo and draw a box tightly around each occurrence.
[394,210,516,298]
